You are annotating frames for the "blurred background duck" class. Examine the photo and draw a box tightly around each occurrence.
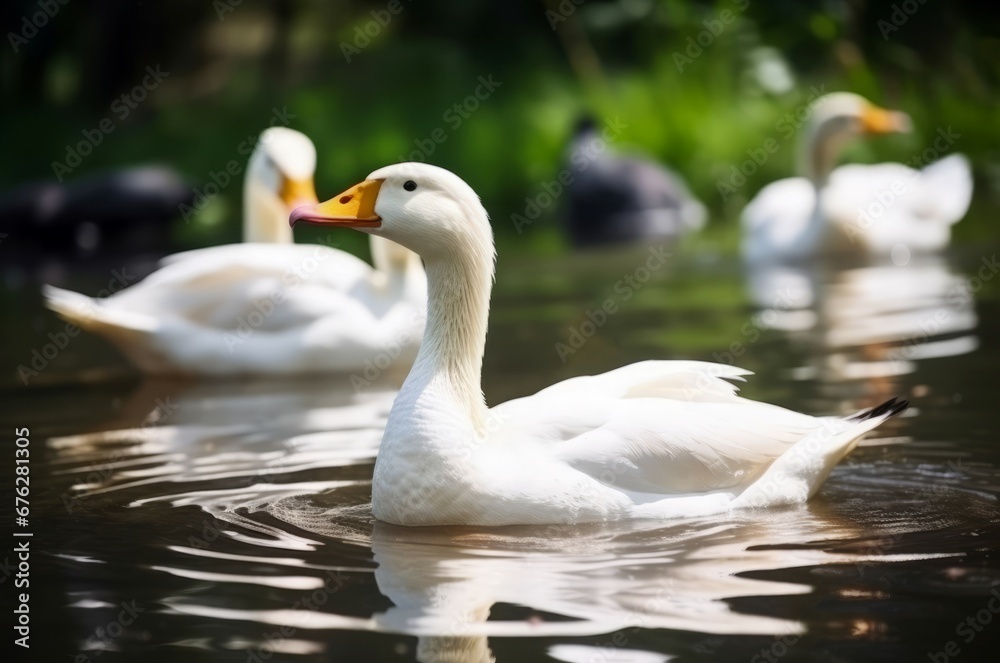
[564,117,706,247]
[742,92,973,263]
[43,128,426,377]
[0,165,193,274]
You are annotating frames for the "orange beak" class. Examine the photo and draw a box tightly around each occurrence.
[289,179,383,228]
[859,104,912,135]
[279,176,318,211]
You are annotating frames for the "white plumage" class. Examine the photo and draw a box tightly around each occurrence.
[44,128,426,376]
[292,162,907,526]
[742,93,973,262]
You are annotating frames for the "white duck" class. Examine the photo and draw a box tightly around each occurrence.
[742,92,973,263]
[291,163,907,526]
[44,128,426,376]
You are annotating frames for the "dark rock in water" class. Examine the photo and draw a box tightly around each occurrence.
[565,117,706,248]
[0,165,193,260]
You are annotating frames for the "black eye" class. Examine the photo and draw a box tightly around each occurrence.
[403,180,417,191]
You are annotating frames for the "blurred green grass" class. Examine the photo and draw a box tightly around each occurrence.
[2,1,997,258]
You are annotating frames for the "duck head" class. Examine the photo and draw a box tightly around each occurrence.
[801,92,911,185]
[290,162,493,265]
[244,127,318,243]
[292,163,494,426]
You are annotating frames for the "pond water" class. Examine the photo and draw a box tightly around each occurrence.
[4,242,1000,663]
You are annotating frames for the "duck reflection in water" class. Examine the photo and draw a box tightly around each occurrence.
[746,254,979,408]
[43,339,987,662]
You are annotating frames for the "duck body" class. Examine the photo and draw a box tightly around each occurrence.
[44,242,425,375]
[743,155,973,262]
[741,93,972,263]
[565,120,705,247]
[372,359,904,526]
[44,128,426,376]
[292,162,906,527]
[0,165,192,259]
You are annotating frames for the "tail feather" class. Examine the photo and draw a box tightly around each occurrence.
[43,285,157,342]
[732,397,907,509]
[849,397,910,422]
[920,154,973,224]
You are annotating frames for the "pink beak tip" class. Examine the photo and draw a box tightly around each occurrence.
[289,205,313,228]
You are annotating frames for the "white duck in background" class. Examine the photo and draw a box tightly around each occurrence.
[291,163,906,527]
[44,128,426,376]
[742,92,973,263]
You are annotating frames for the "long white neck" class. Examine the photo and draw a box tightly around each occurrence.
[400,243,493,432]
[795,118,856,253]
[799,120,852,190]
[242,175,293,244]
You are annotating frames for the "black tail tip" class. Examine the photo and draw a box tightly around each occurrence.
[850,397,910,422]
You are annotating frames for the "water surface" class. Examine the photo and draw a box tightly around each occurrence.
[5,244,1000,662]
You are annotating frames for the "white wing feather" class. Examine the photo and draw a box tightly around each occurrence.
[44,243,424,375]
[493,361,878,499]
[742,155,973,258]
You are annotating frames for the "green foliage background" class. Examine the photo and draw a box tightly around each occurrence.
[2,0,998,257]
